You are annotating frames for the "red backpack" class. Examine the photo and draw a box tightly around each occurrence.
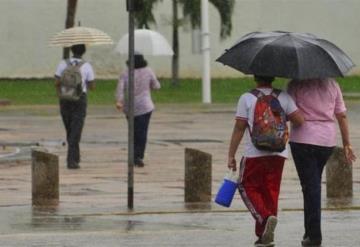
[250,89,288,152]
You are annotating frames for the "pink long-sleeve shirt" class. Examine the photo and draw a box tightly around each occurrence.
[116,67,160,116]
[288,78,346,147]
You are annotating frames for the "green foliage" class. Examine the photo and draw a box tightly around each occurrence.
[1,77,359,105]
[180,0,235,39]
[134,0,162,29]
[337,76,360,92]
[209,0,235,38]
[0,79,58,105]
[134,0,235,39]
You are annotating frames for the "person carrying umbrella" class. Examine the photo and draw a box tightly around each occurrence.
[50,26,112,169]
[227,75,304,247]
[115,53,161,167]
[55,44,95,169]
[218,30,356,247]
[287,78,356,247]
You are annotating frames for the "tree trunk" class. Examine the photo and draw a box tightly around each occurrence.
[63,0,78,59]
[171,0,179,86]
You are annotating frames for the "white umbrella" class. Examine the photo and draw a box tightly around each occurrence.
[49,26,113,47]
[115,29,174,56]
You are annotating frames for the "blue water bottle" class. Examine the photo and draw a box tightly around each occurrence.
[215,170,238,207]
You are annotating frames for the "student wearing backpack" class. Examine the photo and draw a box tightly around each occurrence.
[287,78,356,247]
[55,44,95,169]
[227,75,304,247]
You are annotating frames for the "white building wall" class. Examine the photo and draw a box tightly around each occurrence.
[0,0,359,78]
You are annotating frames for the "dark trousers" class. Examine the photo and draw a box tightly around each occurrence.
[290,142,334,241]
[60,94,87,166]
[133,111,152,162]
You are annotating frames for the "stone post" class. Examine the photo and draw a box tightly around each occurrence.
[32,149,59,206]
[184,148,212,203]
[326,147,353,198]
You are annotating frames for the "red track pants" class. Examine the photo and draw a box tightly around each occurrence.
[238,155,285,237]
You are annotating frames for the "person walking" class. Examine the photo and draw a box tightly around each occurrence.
[228,75,304,247]
[287,78,356,247]
[115,53,160,167]
[55,44,95,169]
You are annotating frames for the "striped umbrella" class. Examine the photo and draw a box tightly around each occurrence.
[49,26,113,47]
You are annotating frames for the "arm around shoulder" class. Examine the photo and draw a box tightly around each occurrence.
[288,110,304,127]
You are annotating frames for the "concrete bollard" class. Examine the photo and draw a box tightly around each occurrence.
[326,147,353,198]
[184,148,212,203]
[32,149,59,206]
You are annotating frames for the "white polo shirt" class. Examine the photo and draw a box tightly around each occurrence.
[55,58,95,93]
[235,87,298,158]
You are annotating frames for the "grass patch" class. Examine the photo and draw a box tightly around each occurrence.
[0,76,359,105]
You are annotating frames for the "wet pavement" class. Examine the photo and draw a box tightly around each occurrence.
[0,103,360,246]
[1,208,360,247]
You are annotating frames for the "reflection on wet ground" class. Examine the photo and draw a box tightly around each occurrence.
[1,206,360,246]
[0,104,360,246]
[0,139,223,162]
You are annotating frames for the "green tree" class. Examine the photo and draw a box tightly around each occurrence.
[134,0,161,29]
[134,0,235,86]
[180,0,234,39]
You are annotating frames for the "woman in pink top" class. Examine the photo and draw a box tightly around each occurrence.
[287,78,356,247]
[115,53,161,167]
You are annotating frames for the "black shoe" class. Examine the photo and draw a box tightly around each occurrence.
[67,163,80,169]
[301,237,321,247]
[134,159,145,167]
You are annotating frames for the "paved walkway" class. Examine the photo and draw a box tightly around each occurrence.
[0,103,359,246]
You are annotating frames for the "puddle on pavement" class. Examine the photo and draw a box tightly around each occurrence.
[8,206,210,234]
[0,140,67,163]
[0,138,223,159]
[30,208,86,231]
[160,139,223,145]
[91,176,121,181]
[0,146,20,158]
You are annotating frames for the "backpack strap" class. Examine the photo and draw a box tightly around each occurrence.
[271,88,282,98]
[248,89,265,136]
[251,88,282,98]
[75,60,85,68]
[250,89,265,98]
[65,59,72,66]
[65,59,85,67]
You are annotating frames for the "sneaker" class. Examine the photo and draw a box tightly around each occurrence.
[261,216,277,245]
[254,238,274,247]
[301,237,321,246]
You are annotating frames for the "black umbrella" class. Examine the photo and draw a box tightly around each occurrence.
[216,31,355,80]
